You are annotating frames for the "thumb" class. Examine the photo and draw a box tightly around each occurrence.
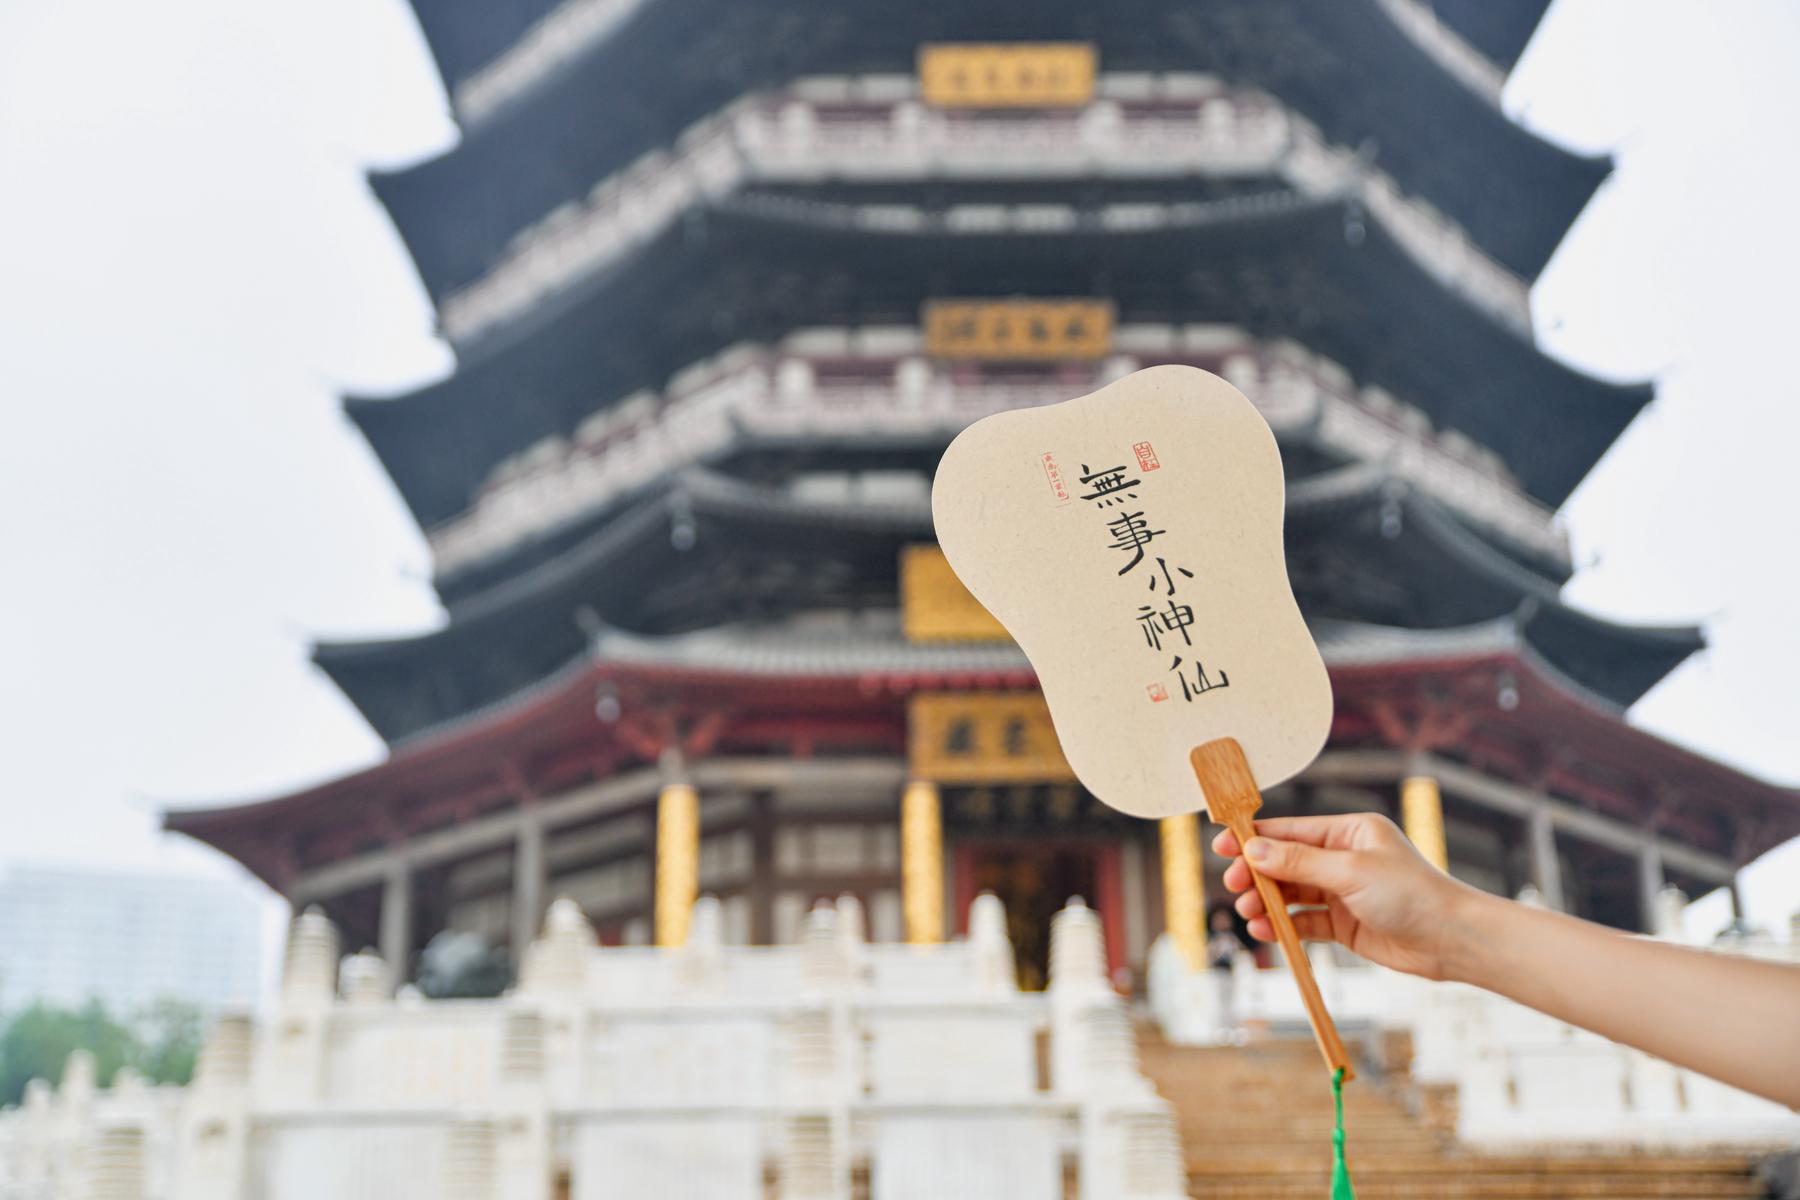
[1244,836,1357,894]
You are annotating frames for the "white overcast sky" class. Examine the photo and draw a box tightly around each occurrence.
[0,0,1796,962]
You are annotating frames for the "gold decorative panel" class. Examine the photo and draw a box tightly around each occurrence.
[918,43,1098,108]
[921,299,1114,361]
[900,544,1011,642]
[907,692,1077,784]
[901,780,945,945]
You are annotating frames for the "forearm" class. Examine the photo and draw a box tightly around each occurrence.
[1444,890,1800,1110]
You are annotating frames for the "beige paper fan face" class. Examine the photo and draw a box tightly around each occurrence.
[931,364,1333,819]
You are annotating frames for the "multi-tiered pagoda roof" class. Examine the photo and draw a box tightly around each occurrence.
[169,0,1796,958]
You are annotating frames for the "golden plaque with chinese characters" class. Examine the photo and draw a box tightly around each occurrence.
[906,693,1077,784]
[917,43,1097,108]
[922,299,1113,361]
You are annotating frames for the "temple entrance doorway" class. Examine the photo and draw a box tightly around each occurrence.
[953,839,1124,991]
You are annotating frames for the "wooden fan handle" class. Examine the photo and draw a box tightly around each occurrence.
[1191,738,1355,1079]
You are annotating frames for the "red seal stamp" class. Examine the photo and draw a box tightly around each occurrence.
[1041,451,1070,503]
[1146,682,1169,703]
[1133,441,1160,472]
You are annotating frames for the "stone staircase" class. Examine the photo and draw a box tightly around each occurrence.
[1136,1029,1766,1199]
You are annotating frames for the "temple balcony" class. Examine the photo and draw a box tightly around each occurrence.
[425,325,1569,582]
[436,74,1532,348]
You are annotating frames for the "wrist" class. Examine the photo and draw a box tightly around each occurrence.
[1431,881,1509,987]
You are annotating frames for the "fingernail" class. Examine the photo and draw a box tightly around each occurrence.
[1245,837,1271,863]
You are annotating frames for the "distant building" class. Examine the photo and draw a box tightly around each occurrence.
[0,866,261,1017]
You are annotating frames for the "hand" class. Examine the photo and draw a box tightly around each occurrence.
[1220,816,1800,1110]
[1213,812,1483,981]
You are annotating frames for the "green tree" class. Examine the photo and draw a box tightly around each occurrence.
[0,1001,138,1106]
[132,997,204,1086]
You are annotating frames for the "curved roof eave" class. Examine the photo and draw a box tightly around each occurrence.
[310,468,942,737]
[1334,203,1651,503]
[171,616,1799,872]
[1423,0,1553,70]
[418,400,1572,601]
[316,464,1695,739]
[403,1,560,100]
[314,468,934,663]
[1288,465,1702,706]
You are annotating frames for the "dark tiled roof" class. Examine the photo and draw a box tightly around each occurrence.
[1424,0,1552,69]
[315,466,1697,741]
[381,0,1589,295]
[351,196,1646,529]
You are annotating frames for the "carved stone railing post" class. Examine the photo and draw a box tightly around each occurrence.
[79,1120,145,1200]
[677,894,725,990]
[443,1117,498,1200]
[280,906,339,1007]
[494,1008,554,1198]
[175,1012,254,1200]
[266,907,338,1105]
[968,892,1017,994]
[519,897,593,1101]
[340,949,391,1006]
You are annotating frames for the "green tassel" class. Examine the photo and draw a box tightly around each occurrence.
[1331,1066,1357,1199]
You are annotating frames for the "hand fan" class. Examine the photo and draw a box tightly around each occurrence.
[931,363,1350,1078]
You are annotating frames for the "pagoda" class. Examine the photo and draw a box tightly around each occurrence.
[168,0,1799,987]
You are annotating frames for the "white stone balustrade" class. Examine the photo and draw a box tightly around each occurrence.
[438,74,1530,347]
[1041,898,1186,1200]
[430,325,1565,580]
[0,1052,182,1200]
[0,893,1177,1199]
[1148,888,1800,1150]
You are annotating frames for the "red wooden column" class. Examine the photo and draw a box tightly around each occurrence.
[951,843,979,936]
[1094,842,1127,983]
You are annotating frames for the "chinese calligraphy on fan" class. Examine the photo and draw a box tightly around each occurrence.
[1076,449,1230,704]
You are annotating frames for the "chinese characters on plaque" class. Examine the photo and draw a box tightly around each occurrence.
[922,299,1113,361]
[907,693,1077,784]
[916,43,1097,108]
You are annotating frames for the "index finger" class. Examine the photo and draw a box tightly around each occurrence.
[1210,814,1364,858]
